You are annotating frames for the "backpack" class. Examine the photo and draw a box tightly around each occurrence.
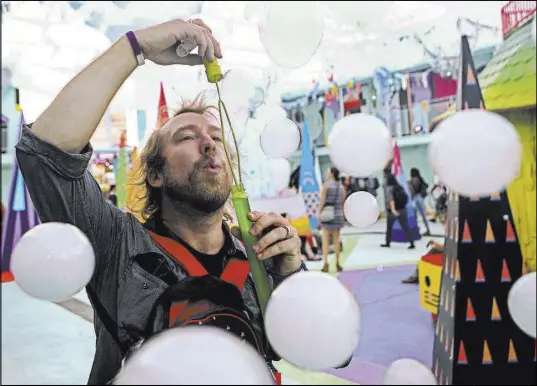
[392,184,409,210]
[88,230,281,385]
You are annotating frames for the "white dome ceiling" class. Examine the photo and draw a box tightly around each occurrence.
[2,1,505,106]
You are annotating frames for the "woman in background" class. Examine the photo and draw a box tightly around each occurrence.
[318,167,346,273]
[409,168,431,236]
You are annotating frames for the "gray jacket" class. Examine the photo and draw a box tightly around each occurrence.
[16,126,306,384]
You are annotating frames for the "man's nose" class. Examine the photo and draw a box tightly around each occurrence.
[200,134,217,156]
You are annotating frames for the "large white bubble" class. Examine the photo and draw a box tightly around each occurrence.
[11,222,95,303]
[259,1,325,69]
[429,109,521,197]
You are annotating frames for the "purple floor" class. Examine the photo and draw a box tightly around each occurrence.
[326,265,435,384]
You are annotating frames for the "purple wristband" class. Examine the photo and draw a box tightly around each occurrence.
[126,31,145,66]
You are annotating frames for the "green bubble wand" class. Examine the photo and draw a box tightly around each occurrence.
[203,59,272,317]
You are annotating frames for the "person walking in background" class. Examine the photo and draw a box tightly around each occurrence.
[382,172,415,249]
[318,167,346,272]
[408,168,431,236]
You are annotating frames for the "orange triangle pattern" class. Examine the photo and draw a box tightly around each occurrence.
[458,341,468,364]
[462,220,472,243]
[467,64,476,84]
[466,297,476,321]
[508,339,518,363]
[475,259,485,282]
[506,219,516,243]
[485,220,495,243]
[455,260,461,282]
[501,259,511,283]
[483,340,493,364]
[491,297,501,321]
[490,192,501,201]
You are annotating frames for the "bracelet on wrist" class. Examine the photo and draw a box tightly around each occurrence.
[125,31,145,66]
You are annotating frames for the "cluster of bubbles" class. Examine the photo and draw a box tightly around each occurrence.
[8,2,536,385]
[12,220,536,384]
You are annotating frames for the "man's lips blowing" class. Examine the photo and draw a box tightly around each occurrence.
[199,157,223,172]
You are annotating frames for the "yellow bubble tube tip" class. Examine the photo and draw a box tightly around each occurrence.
[203,59,223,84]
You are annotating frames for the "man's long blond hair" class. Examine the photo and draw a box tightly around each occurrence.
[130,92,235,222]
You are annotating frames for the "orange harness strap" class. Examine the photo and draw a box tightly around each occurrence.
[147,231,251,326]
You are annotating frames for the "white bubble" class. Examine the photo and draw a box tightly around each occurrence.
[114,326,274,385]
[222,107,250,147]
[328,113,392,177]
[259,1,325,69]
[508,272,536,338]
[344,192,380,228]
[255,103,287,123]
[260,118,300,159]
[383,358,437,385]
[265,272,360,371]
[268,158,292,193]
[428,109,521,197]
[11,222,95,302]
[219,69,262,113]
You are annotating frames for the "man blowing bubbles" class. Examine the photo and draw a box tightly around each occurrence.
[16,18,306,384]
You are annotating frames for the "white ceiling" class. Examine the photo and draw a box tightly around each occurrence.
[2,1,505,111]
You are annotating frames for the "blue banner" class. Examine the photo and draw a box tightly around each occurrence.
[299,121,321,230]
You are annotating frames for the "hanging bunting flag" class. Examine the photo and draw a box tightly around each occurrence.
[455,260,461,282]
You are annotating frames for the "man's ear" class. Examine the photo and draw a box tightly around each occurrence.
[147,170,163,188]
